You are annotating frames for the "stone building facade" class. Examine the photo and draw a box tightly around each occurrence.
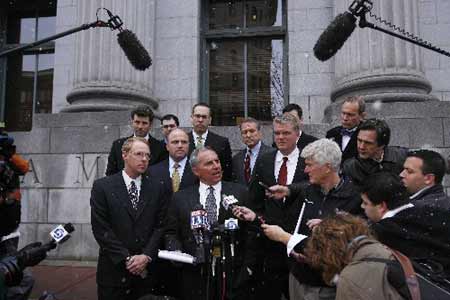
[1,0,449,261]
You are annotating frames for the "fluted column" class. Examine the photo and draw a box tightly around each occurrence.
[331,0,437,103]
[63,0,157,112]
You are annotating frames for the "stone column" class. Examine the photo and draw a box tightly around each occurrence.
[63,0,158,112]
[331,0,437,103]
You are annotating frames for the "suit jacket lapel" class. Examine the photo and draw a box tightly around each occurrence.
[135,175,152,220]
[188,132,195,154]
[188,185,201,210]
[112,174,136,220]
[180,163,194,189]
[236,150,245,180]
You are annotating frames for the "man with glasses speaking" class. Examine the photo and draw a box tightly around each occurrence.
[91,137,168,300]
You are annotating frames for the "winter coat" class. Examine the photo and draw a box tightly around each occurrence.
[342,146,408,188]
[410,184,450,210]
[371,205,450,278]
[336,237,404,300]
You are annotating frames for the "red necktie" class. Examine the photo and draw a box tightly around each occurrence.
[244,150,251,183]
[278,157,288,186]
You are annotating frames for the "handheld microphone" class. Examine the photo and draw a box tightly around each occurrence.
[224,218,239,258]
[190,206,208,264]
[104,9,152,71]
[313,11,357,61]
[222,194,239,211]
[16,223,75,269]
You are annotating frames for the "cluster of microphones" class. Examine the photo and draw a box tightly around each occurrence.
[0,223,75,287]
[158,196,241,265]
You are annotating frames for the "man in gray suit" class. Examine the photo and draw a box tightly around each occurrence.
[232,117,273,185]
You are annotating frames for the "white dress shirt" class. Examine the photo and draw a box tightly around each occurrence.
[122,170,142,198]
[342,127,357,151]
[246,141,262,173]
[274,147,300,185]
[169,156,187,180]
[192,130,209,146]
[199,181,222,214]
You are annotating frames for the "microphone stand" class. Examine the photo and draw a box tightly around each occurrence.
[0,8,121,58]
[349,0,450,58]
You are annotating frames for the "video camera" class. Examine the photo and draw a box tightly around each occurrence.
[0,223,74,287]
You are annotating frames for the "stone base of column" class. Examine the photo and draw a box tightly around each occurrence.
[331,72,438,103]
[62,86,159,112]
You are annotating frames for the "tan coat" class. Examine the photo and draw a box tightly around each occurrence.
[336,238,405,300]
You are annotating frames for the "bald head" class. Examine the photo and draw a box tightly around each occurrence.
[166,129,189,162]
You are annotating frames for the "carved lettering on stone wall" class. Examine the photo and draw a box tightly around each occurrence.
[20,158,41,184]
[74,155,101,184]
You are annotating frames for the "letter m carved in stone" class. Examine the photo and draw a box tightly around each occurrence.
[75,155,101,185]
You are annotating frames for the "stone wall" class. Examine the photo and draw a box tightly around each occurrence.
[287,0,334,124]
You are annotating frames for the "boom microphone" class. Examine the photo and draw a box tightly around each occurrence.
[313,11,357,61]
[104,9,152,71]
[117,30,152,71]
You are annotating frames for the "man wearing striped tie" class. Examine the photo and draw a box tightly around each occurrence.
[165,147,248,300]
[90,137,168,300]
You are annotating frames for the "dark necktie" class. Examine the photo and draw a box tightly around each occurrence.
[340,128,354,137]
[278,157,288,186]
[244,150,251,183]
[205,186,217,226]
[128,181,139,210]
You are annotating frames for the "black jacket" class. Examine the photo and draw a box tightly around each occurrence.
[148,158,198,197]
[90,173,168,287]
[326,125,359,163]
[371,205,450,278]
[231,143,274,186]
[164,182,248,300]
[342,146,408,188]
[188,131,233,181]
[105,135,168,176]
[289,177,364,286]
[410,184,450,210]
[242,150,308,288]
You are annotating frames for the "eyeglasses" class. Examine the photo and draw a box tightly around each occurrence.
[162,124,177,129]
[131,152,151,160]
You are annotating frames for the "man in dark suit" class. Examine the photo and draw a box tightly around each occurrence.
[342,118,408,189]
[326,96,366,163]
[165,147,248,300]
[400,149,449,210]
[281,103,317,151]
[106,106,167,176]
[232,117,273,186]
[188,103,233,181]
[149,128,196,298]
[361,172,450,281]
[245,114,309,300]
[150,128,197,195]
[91,137,168,300]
